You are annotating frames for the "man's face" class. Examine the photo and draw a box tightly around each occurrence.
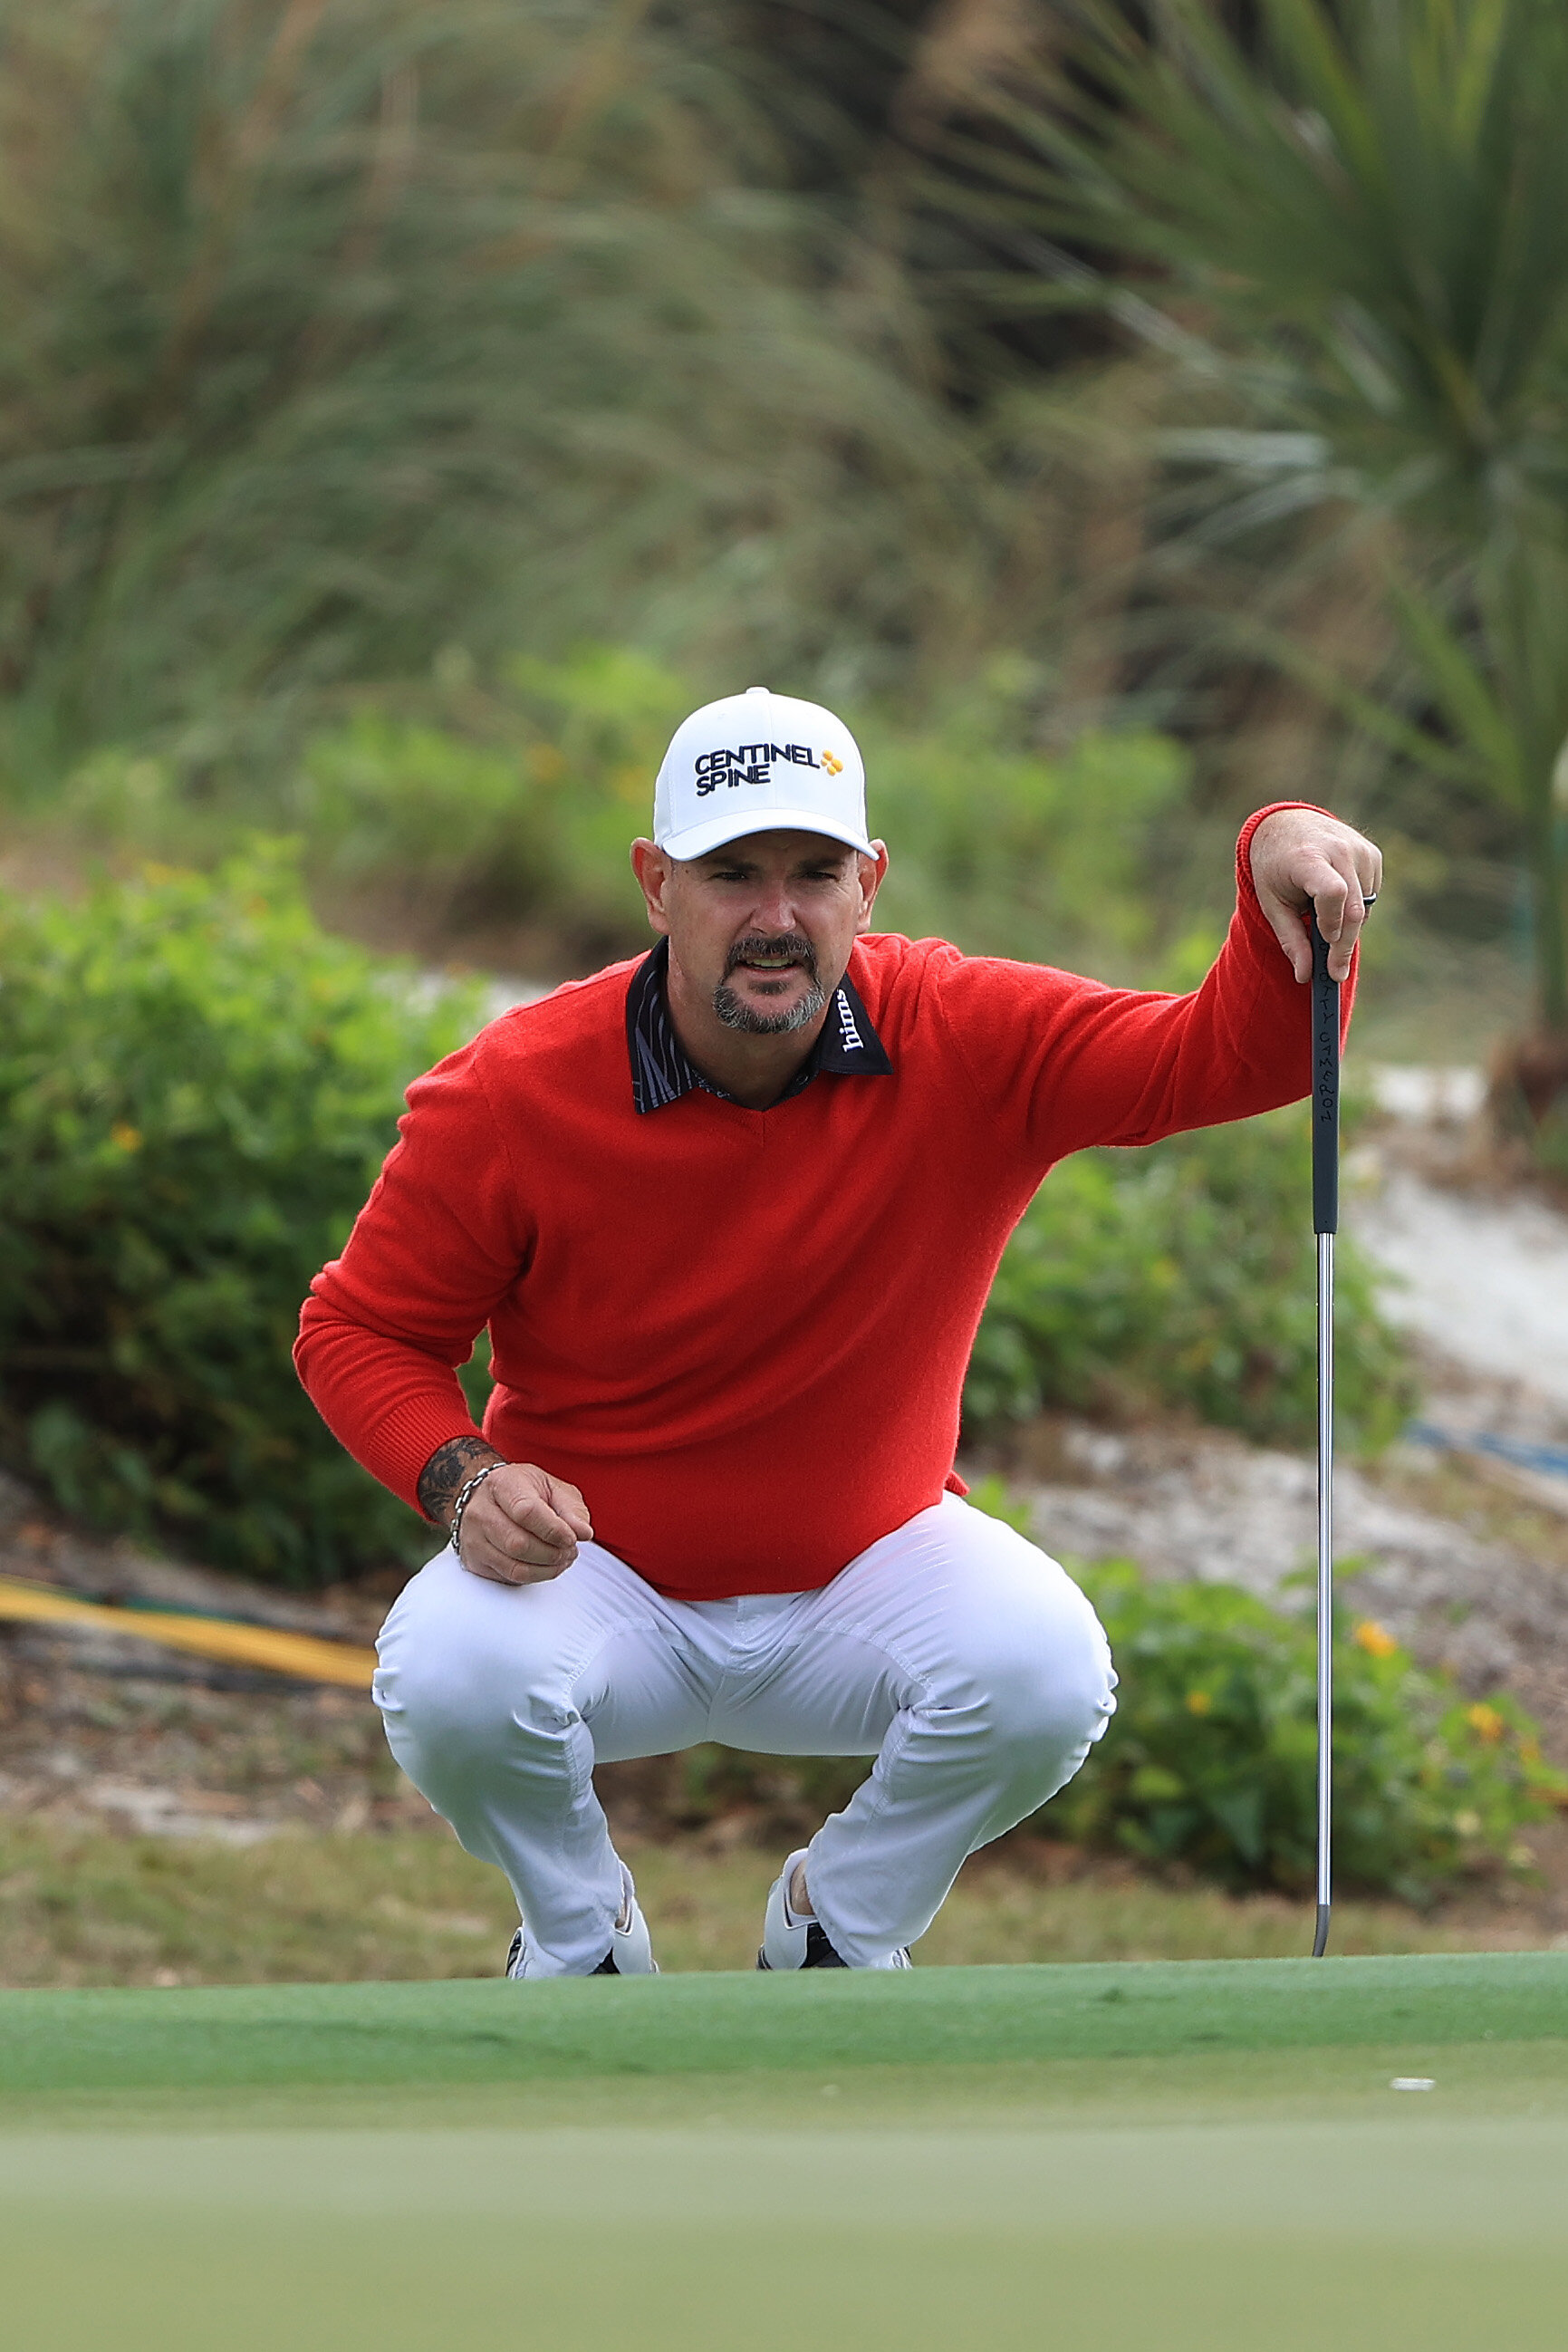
[631,828,888,1033]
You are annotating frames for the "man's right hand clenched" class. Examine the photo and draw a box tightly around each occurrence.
[457,1463,593,1585]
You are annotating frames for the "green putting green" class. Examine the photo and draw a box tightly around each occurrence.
[5,1957,1568,2352]
[2,1950,1566,2094]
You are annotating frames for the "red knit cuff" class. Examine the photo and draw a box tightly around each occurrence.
[371,1398,490,1518]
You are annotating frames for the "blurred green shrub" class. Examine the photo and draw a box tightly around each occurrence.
[284,647,1192,970]
[55,648,1201,978]
[967,1104,1415,1451]
[293,648,689,954]
[1051,1557,1566,1901]
[0,850,476,1582]
[867,689,1192,970]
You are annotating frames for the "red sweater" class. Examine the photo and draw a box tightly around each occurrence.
[296,808,1352,1600]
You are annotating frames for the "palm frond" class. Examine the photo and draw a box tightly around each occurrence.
[964,0,1568,1026]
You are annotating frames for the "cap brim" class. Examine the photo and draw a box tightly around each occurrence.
[659,807,875,862]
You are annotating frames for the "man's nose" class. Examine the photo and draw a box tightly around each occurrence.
[749,886,799,932]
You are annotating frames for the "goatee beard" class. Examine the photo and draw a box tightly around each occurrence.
[712,978,828,1035]
[713,931,826,1036]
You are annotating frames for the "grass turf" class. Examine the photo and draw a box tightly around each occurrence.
[2,1950,1565,2094]
[6,1958,1568,2350]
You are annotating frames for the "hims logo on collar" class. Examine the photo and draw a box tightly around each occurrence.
[695,743,838,796]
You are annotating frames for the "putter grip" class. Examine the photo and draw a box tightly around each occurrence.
[1311,920,1340,1235]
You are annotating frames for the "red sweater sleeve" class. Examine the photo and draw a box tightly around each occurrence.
[928,802,1354,1162]
[294,1038,534,1516]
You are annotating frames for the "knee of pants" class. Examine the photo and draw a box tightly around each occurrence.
[933,1588,1116,1768]
[374,1620,573,1777]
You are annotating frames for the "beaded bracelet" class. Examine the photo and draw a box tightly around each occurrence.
[448,1461,504,1562]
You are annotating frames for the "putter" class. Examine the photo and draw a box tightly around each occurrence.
[1311,913,1340,1959]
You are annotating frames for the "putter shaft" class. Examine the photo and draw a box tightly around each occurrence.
[1314,1229,1333,1958]
[1310,921,1340,1959]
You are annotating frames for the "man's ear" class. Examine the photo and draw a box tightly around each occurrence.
[630,839,673,936]
[855,843,890,936]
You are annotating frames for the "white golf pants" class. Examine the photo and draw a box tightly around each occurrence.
[373,1493,1117,1973]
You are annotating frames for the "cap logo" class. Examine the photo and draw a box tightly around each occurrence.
[693,741,822,798]
[822,749,843,775]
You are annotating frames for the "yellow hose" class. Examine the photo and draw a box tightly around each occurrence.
[0,1573,376,1689]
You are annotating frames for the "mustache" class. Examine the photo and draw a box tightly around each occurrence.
[724,931,820,982]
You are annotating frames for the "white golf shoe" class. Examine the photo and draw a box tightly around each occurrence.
[756,1847,910,1971]
[505,1861,658,1978]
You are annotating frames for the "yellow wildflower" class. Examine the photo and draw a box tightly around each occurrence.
[1353,1620,1399,1658]
[1185,1690,1213,1716]
[110,1124,143,1154]
[1466,1703,1505,1744]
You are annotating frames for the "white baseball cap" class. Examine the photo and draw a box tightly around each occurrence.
[652,687,872,862]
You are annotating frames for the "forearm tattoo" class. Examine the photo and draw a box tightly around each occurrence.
[418,1434,505,1528]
